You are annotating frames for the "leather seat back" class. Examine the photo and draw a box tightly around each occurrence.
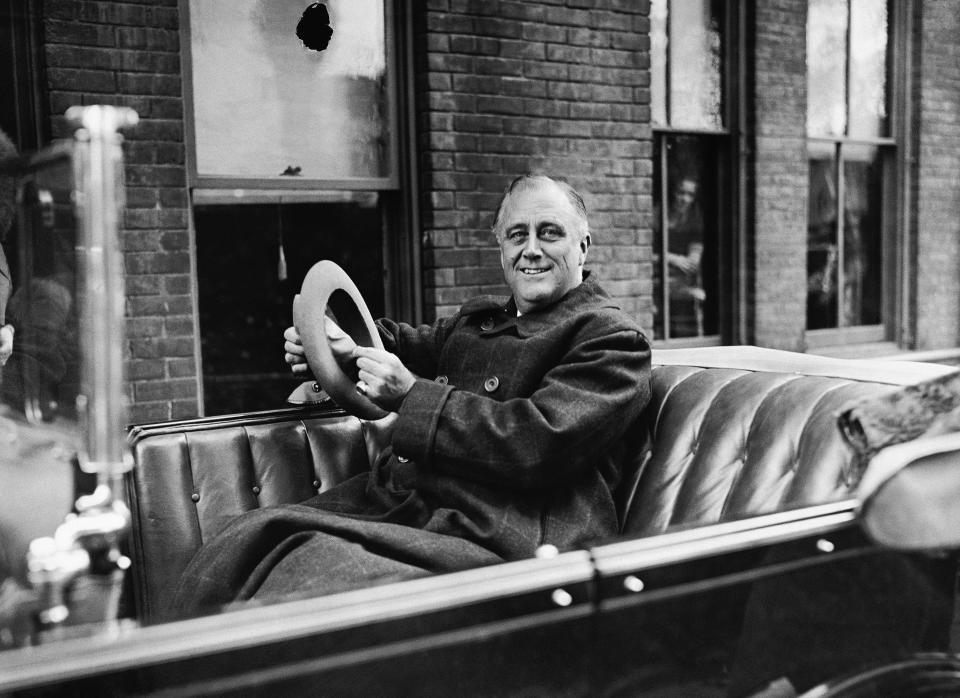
[126,405,377,619]
[125,348,951,619]
[622,366,892,536]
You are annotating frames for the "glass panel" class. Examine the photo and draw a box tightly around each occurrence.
[2,160,80,424]
[848,0,889,138]
[0,153,83,622]
[842,143,884,326]
[195,195,386,415]
[652,135,720,340]
[668,0,724,130]
[189,0,391,180]
[651,0,668,126]
[807,0,849,137]
[807,141,838,329]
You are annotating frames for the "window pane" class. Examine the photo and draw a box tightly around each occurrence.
[807,143,838,329]
[195,195,386,415]
[807,0,849,137]
[841,144,884,325]
[651,0,668,126]
[652,135,720,340]
[189,0,391,180]
[2,160,80,422]
[849,0,889,138]
[668,0,724,130]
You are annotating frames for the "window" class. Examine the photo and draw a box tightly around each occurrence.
[806,0,893,341]
[650,0,733,343]
[182,0,415,415]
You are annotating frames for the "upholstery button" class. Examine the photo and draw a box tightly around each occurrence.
[434,375,448,384]
[484,376,499,392]
[480,317,494,331]
[190,493,200,503]
[312,382,321,393]
[252,485,261,495]
[397,456,409,463]
[312,479,321,489]
[551,588,573,607]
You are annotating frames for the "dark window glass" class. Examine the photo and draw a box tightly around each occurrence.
[195,195,386,414]
[652,135,722,340]
[806,0,892,332]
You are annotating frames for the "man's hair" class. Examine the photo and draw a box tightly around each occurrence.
[492,174,589,242]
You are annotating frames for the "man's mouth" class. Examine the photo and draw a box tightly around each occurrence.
[519,267,549,275]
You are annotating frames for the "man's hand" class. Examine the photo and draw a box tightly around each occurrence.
[352,346,416,412]
[283,317,357,377]
[283,325,310,375]
[0,324,13,367]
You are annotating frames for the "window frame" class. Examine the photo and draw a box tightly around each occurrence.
[177,0,421,416]
[803,0,908,350]
[179,0,402,192]
[650,0,743,347]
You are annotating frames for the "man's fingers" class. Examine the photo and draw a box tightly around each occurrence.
[283,325,300,343]
[352,346,398,365]
[284,339,306,355]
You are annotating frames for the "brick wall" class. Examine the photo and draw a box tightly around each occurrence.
[41,0,197,423]
[748,1,808,351]
[415,0,653,327]
[914,1,960,349]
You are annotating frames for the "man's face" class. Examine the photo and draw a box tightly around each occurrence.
[497,181,590,314]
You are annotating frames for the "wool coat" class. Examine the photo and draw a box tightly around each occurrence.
[172,274,651,613]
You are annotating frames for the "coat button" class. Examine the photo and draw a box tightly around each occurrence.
[312,479,321,489]
[252,485,261,495]
[484,376,499,392]
[434,375,448,384]
[191,493,200,503]
[480,317,494,331]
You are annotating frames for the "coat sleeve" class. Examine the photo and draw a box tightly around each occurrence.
[391,323,652,490]
[375,314,459,381]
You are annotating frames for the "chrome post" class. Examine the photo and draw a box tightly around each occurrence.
[26,105,138,638]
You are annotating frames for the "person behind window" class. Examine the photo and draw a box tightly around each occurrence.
[655,175,706,337]
[171,174,652,613]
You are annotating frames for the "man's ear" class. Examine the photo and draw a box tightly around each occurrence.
[579,233,591,265]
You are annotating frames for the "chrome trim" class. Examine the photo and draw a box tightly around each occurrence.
[0,551,594,689]
[652,345,954,385]
[592,499,859,577]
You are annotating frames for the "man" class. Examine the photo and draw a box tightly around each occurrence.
[172,174,652,612]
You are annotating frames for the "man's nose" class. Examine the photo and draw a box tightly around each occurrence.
[522,235,542,256]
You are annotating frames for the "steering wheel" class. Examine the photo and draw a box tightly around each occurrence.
[292,261,389,420]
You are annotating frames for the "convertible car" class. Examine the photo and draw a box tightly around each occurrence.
[1,108,960,697]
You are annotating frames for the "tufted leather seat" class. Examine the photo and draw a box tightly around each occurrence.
[125,346,951,620]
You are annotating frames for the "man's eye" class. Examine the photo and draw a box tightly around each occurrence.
[507,229,526,242]
[540,226,562,240]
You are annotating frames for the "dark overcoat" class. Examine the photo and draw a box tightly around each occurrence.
[172,274,651,612]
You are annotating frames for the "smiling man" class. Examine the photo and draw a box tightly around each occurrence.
[173,174,652,612]
[496,174,590,314]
